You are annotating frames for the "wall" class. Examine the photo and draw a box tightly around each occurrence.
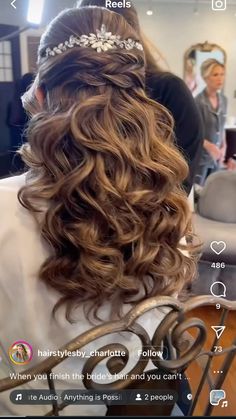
[135,1,236,116]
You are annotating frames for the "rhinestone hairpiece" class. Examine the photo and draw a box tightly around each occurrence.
[45,24,143,57]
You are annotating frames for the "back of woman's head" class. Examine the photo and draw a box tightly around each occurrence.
[23,7,145,113]
[19,6,196,322]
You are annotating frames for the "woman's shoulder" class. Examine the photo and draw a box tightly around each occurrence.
[220,92,227,107]
[194,90,206,106]
[0,173,27,216]
[0,172,27,191]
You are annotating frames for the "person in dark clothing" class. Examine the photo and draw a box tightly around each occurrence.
[7,73,34,172]
[78,0,203,195]
[146,72,203,194]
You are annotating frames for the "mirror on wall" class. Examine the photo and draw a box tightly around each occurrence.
[183,41,226,97]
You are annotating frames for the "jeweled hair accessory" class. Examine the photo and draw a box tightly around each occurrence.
[45,24,143,57]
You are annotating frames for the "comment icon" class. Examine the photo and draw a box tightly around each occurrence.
[210,282,226,298]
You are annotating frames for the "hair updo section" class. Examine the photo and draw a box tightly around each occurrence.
[35,7,145,101]
[39,48,145,92]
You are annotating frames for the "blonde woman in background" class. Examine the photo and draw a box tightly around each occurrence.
[195,59,228,185]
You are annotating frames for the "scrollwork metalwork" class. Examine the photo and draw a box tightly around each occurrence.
[0,295,236,416]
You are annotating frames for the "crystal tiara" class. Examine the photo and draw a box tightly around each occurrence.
[45,24,143,57]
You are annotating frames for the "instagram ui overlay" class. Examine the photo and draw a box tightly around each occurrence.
[8,345,182,405]
[9,341,33,365]
[36,346,168,360]
[10,389,178,406]
[105,1,131,8]
[212,0,227,11]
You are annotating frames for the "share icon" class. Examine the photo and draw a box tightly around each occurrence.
[211,326,226,339]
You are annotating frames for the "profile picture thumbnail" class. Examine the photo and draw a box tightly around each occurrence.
[9,341,33,365]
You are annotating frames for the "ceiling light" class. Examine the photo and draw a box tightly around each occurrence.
[27,0,45,25]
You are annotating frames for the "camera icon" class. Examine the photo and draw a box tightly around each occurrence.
[212,0,227,10]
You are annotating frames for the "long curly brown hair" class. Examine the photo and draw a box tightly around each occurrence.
[18,6,197,322]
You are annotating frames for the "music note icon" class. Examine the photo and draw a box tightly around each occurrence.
[221,400,228,408]
[16,393,22,401]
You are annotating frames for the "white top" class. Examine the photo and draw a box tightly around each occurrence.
[0,174,166,416]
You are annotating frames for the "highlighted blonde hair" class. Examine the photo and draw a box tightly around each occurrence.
[19,7,197,322]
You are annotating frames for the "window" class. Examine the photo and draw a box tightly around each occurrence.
[0,41,13,82]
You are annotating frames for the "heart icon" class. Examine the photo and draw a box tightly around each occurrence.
[210,241,226,255]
